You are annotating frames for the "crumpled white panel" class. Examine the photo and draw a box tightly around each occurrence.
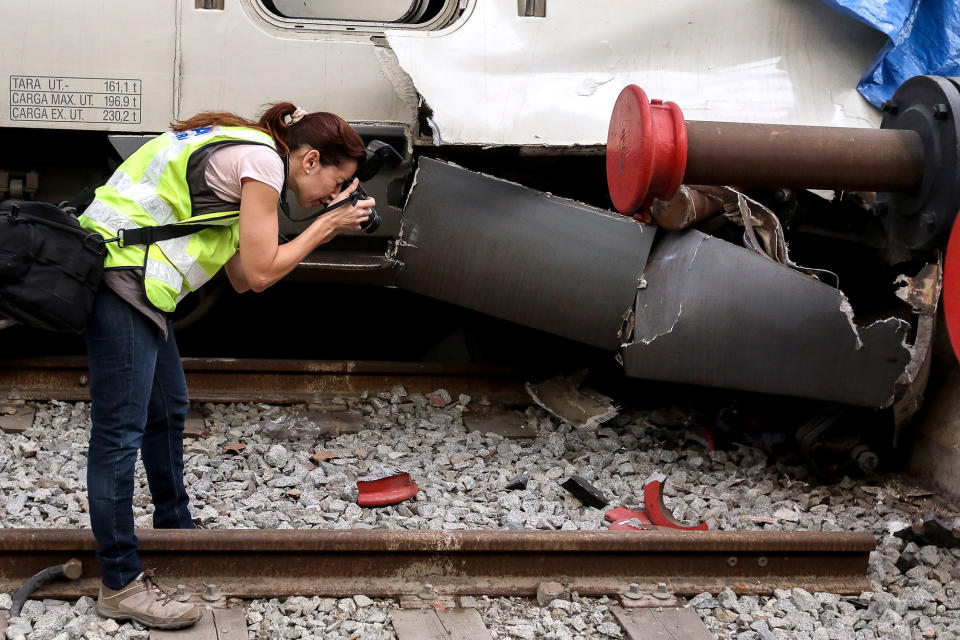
[387,0,886,145]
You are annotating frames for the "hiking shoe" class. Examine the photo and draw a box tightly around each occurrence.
[97,571,201,629]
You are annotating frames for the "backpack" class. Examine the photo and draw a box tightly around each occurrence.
[0,200,106,333]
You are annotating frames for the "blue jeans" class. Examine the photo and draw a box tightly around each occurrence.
[85,285,194,590]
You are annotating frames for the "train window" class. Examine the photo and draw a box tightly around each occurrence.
[261,0,461,27]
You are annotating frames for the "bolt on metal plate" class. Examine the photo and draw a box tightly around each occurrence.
[620,582,679,608]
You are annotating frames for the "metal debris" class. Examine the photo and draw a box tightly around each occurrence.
[525,373,618,431]
[622,231,911,408]
[396,158,653,351]
[894,514,960,549]
[560,475,610,509]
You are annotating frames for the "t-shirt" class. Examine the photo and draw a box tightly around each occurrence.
[104,143,284,335]
[204,144,285,201]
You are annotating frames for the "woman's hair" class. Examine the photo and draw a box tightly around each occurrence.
[171,102,366,167]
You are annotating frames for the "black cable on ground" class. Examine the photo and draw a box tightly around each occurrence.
[10,560,82,618]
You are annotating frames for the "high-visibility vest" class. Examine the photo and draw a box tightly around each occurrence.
[79,125,280,312]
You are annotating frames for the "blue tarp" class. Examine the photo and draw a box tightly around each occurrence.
[820,0,960,107]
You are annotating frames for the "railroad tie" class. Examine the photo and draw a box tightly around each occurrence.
[150,608,246,640]
[393,608,492,640]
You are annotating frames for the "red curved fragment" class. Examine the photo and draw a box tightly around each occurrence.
[643,480,709,531]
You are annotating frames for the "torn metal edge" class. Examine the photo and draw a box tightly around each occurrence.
[839,294,865,351]
[892,262,943,433]
[371,43,420,147]
[622,231,911,408]
[525,378,619,432]
[385,162,423,265]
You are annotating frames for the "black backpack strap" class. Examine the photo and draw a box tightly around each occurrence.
[111,222,226,247]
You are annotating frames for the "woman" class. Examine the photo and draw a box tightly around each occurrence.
[78,103,372,629]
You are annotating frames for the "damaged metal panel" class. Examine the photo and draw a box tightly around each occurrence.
[385,0,885,145]
[396,158,653,350]
[892,264,941,435]
[622,231,911,408]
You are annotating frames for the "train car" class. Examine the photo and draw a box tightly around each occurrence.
[2,1,954,475]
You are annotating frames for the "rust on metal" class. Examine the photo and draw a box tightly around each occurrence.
[0,357,531,403]
[683,121,924,192]
[649,185,726,231]
[0,529,874,599]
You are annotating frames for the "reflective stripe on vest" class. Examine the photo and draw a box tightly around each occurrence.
[79,126,278,312]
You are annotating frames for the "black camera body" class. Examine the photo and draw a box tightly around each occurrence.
[350,184,380,233]
[350,140,404,234]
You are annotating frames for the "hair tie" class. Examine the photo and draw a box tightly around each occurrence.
[285,107,308,126]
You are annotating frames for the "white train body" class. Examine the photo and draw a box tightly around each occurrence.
[2,0,885,144]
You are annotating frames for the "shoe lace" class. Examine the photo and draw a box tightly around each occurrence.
[141,569,176,605]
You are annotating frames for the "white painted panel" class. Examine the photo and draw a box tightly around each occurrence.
[177,1,414,126]
[387,0,888,145]
[0,1,175,131]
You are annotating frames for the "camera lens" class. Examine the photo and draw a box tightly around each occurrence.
[360,208,381,234]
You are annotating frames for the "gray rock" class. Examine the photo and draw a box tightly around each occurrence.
[18,600,45,621]
[689,592,721,609]
[4,619,32,639]
[596,621,622,637]
[353,595,374,608]
[508,624,536,639]
[264,444,290,468]
[791,587,819,613]
[717,588,739,610]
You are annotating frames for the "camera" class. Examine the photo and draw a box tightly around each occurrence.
[350,140,404,234]
[350,184,380,233]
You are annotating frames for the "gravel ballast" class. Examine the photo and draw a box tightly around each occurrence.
[1,395,959,639]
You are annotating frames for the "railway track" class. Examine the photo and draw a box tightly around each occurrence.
[0,358,914,639]
[0,356,533,404]
[0,528,874,599]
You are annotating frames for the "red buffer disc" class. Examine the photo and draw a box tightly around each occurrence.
[606,85,688,215]
[944,211,960,359]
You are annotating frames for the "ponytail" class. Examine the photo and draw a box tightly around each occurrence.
[172,102,365,168]
[257,102,299,156]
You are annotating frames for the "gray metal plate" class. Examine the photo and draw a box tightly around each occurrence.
[621,230,910,408]
[397,158,653,350]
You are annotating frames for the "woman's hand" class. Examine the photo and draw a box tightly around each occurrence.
[235,178,377,293]
[319,178,375,234]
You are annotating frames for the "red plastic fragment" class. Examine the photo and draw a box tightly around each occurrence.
[686,426,716,451]
[356,472,419,507]
[697,426,716,451]
[604,506,638,523]
[606,85,688,216]
[643,479,709,531]
[604,506,654,531]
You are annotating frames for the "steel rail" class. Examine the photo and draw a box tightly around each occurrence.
[0,529,875,598]
[0,356,533,403]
